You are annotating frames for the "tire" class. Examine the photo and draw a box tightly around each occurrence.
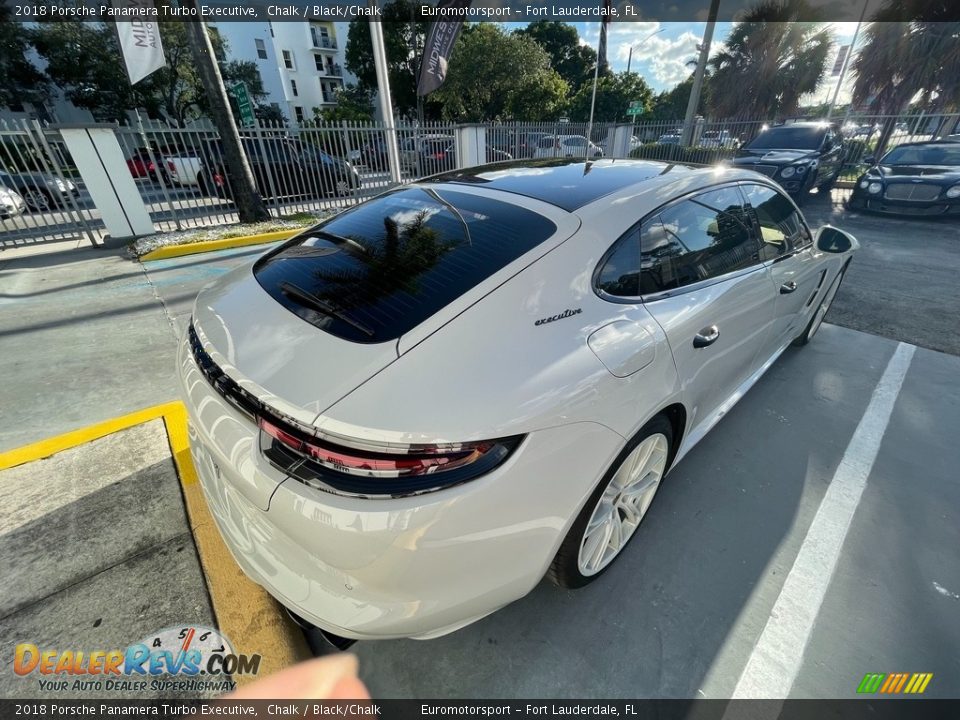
[793,265,846,346]
[23,188,52,212]
[548,415,673,589]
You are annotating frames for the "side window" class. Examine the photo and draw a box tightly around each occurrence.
[649,190,759,293]
[597,228,640,297]
[742,183,812,261]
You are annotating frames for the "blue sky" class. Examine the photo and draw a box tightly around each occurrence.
[504,21,865,101]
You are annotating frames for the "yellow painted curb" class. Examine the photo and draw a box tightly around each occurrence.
[0,401,180,471]
[0,402,311,684]
[139,229,299,262]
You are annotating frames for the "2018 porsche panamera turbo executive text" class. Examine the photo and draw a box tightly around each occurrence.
[178,159,858,640]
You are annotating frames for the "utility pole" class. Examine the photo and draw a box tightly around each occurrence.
[681,0,720,147]
[827,0,869,121]
[181,0,269,223]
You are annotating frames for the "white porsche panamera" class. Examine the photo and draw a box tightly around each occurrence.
[179,159,857,641]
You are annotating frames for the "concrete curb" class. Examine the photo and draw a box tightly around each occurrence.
[139,229,300,262]
[0,402,311,685]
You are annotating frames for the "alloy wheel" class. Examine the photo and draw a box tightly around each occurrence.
[24,190,51,212]
[577,433,668,576]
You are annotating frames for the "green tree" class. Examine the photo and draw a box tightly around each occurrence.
[707,0,831,119]
[514,21,597,94]
[32,21,237,125]
[567,72,654,122]
[852,3,959,151]
[344,0,430,118]
[0,9,49,112]
[649,76,701,122]
[314,85,375,123]
[430,25,568,121]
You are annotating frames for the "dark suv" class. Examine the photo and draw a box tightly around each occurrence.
[733,123,844,198]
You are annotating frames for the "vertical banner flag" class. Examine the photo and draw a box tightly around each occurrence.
[597,0,613,74]
[417,0,473,97]
[112,0,166,85]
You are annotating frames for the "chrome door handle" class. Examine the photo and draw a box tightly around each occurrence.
[693,326,720,348]
[780,281,798,294]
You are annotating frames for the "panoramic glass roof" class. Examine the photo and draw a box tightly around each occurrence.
[429,159,685,211]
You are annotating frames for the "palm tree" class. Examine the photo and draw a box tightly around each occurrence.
[852,2,960,154]
[707,0,831,120]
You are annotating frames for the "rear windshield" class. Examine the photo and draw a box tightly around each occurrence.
[882,144,960,166]
[747,127,826,150]
[254,187,558,343]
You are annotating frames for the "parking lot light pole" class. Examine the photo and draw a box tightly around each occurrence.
[369,0,402,185]
[625,28,665,75]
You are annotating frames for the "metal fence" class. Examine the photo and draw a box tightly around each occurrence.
[2,112,956,250]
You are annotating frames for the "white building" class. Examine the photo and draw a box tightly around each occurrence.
[213,21,357,126]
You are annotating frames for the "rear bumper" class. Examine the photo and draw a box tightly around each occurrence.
[178,332,625,639]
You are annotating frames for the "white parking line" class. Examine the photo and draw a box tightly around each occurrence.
[731,342,916,699]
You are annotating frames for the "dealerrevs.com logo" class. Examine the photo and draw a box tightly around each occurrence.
[14,625,260,694]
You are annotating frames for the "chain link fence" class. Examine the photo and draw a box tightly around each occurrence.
[2,112,956,250]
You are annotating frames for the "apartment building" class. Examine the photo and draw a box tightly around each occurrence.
[213,21,357,126]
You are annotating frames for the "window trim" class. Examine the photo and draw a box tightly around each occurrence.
[592,180,771,305]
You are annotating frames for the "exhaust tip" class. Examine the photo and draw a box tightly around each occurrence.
[284,607,357,653]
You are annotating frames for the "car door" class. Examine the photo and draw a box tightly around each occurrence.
[742,182,826,352]
[637,186,777,428]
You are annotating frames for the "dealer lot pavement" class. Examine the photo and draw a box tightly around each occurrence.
[0,197,957,698]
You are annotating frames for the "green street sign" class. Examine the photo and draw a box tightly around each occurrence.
[627,100,645,117]
[230,82,255,127]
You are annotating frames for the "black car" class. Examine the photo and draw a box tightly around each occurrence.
[847,141,960,217]
[0,170,80,212]
[202,137,360,200]
[733,122,844,198]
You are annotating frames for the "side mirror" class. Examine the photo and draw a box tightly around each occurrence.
[816,226,859,254]
[863,155,876,165]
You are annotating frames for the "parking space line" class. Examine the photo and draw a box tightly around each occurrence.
[730,342,916,699]
[0,402,311,684]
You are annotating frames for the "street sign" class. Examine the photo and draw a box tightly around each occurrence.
[627,100,644,117]
[230,82,255,127]
[558,117,570,123]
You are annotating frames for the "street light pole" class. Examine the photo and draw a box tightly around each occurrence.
[626,28,665,75]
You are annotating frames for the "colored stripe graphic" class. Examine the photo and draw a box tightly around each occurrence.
[857,673,932,694]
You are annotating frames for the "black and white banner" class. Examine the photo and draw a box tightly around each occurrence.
[417,0,473,97]
[112,0,166,85]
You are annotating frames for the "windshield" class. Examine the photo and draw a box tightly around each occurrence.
[882,144,960,166]
[747,127,826,150]
[254,188,557,343]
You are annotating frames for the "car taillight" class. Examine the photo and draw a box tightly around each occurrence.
[166,160,176,173]
[213,173,225,187]
[258,416,522,496]
[147,162,155,172]
[431,152,446,160]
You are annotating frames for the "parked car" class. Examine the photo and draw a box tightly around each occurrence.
[699,130,740,149]
[399,134,455,174]
[417,141,512,175]
[180,158,857,641]
[0,185,26,218]
[0,170,79,212]
[202,137,360,199]
[657,130,683,145]
[533,135,603,159]
[126,146,162,180]
[847,141,960,217]
[360,136,389,172]
[733,122,844,198]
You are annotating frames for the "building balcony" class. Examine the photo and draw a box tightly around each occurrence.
[309,30,337,50]
[317,63,342,78]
